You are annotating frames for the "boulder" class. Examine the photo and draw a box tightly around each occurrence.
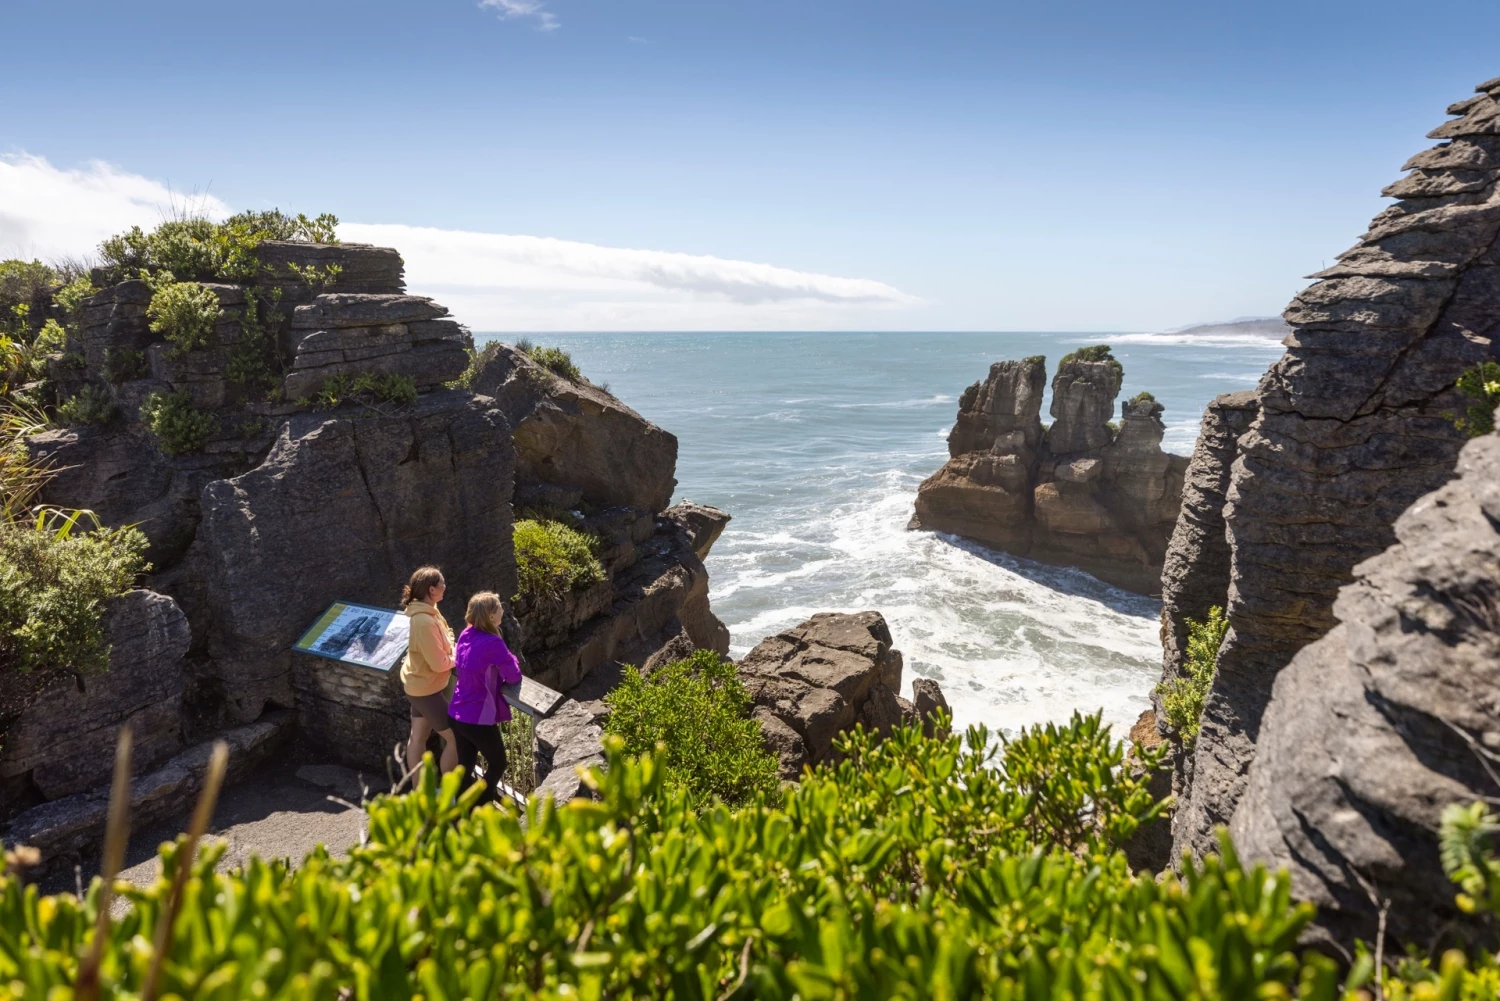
[911,677,950,737]
[1230,414,1500,949]
[471,343,678,514]
[0,590,189,810]
[191,392,516,727]
[1171,81,1496,860]
[738,612,906,776]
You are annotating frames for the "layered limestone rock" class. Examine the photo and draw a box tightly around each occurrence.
[1229,411,1500,949]
[1169,80,1499,859]
[11,235,734,833]
[911,352,1187,594]
[738,611,910,778]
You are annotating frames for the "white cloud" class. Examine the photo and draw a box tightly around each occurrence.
[0,153,230,263]
[0,153,919,330]
[478,0,558,31]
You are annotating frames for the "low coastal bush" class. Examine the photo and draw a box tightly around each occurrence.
[15,714,1495,998]
[0,518,147,677]
[1156,604,1228,744]
[1059,343,1123,376]
[604,649,782,806]
[310,371,418,410]
[513,516,605,601]
[1454,360,1500,437]
[1128,389,1156,406]
[516,337,582,381]
[101,211,340,284]
[55,385,115,426]
[147,278,221,357]
[140,390,217,455]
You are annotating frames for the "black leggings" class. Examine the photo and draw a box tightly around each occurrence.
[447,716,509,805]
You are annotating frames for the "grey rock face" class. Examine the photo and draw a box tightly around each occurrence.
[0,591,189,810]
[1172,80,1498,859]
[472,344,678,514]
[912,353,1185,595]
[1048,357,1122,455]
[738,612,906,778]
[1229,416,1500,949]
[911,677,951,737]
[194,393,516,724]
[282,294,471,399]
[1156,392,1259,686]
[255,242,405,294]
[662,502,732,562]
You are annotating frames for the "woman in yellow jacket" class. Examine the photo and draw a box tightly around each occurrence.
[399,566,460,774]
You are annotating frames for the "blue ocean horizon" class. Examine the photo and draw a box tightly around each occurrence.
[477,330,1284,736]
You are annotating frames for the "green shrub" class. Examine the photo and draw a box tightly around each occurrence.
[101,347,145,383]
[33,319,67,355]
[449,340,502,390]
[1128,390,1156,406]
[140,391,217,455]
[515,338,582,381]
[500,711,537,794]
[51,275,96,317]
[55,385,115,426]
[0,259,55,341]
[1060,343,1124,376]
[0,519,147,676]
[225,287,285,394]
[1023,354,1045,365]
[604,649,782,807]
[99,211,340,284]
[310,371,418,410]
[1156,605,1228,745]
[147,279,220,357]
[1454,361,1500,437]
[513,516,605,601]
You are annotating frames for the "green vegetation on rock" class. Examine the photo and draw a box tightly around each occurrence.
[516,337,582,381]
[512,515,605,601]
[100,211,340,285]
[1059,343,1121,371]
[140,390,217,455]
[310,371,418,411]
[1128,390,1157,406]
[55,385,115,427]
[146,277,221,357]
[1453,361,1500,437]
[604,649,782,807]
[1156,604,1228,745]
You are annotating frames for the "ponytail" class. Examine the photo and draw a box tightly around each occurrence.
[401,565,444,608]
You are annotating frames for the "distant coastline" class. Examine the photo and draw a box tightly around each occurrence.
[1161,316,1289,340]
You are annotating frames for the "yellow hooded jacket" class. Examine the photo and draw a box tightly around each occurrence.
[400,601,455,697]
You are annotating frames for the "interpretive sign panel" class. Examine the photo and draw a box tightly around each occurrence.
[293,602,410,673]
[502,677,564,718]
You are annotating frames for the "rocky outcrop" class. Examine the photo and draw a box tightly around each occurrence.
[911,352,1187,594]
[472,343,678,514]
[0,591,189,813]
[1155,392,1259,684]
[282,294,470,400]
[1169,80,1498,859]
[1229,411,1500,949]
[738,612,908,778]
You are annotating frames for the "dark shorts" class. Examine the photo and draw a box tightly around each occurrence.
[408,676,455,731]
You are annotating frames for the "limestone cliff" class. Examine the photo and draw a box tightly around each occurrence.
[910,351,1187,595]
[1167,79,1499,859]
[1230,408,1500,949]
[3,236,730,846]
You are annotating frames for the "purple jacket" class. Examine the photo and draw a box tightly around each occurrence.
[448,627,522,725]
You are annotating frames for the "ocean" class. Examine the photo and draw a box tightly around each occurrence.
[477,330,1285,738]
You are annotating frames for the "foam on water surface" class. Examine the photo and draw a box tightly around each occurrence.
[478,331,1281,739]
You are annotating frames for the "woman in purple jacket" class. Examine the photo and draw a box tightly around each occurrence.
[446,591,524,805]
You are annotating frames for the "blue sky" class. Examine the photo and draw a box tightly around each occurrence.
[3,0,1499,330]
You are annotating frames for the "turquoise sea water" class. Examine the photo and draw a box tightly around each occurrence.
[477,330,1285,736]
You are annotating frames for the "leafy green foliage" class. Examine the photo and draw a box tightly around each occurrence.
[140,390,217,455]
[52,275,96,317]
[1128,390,1156,406]
[55,385,115,426]
[99,211,340,284]
[1441,801,1500,916]
[515,337,583,381]
[1156,605,1227,745]
[309,371,418,410]
[604,649,783,807]
[101,346,146,383]
[0,519,147,676]
[0,259,55,342]
[1060,343,1121,370]
[147,279,221,357]
[225,287,285,394]
[5,714,1447,1000]
[449,340,502,390]
[1023,354,1045,365]
[513,515,605,601]
[33,319,67,356]
[1453,361,1500,437]
[500,711,537,794]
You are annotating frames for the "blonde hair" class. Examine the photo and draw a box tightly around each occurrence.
[465,591,503,634]
[401,565,443,607]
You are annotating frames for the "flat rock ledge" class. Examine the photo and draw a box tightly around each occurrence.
[3,711,295,879]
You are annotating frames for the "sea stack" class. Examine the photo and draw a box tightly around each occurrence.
[910,348,1186,595]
